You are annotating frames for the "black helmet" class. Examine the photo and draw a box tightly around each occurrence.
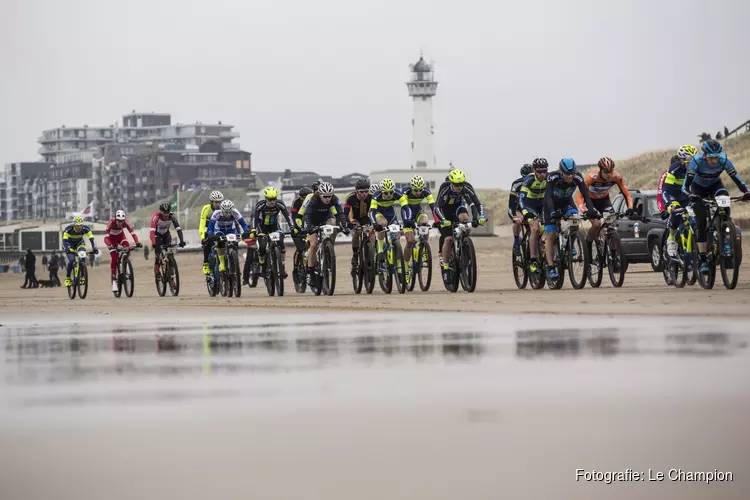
[312,181,321,192]
[520,164,533,176]
[298,186,313,198]
[355,179,370,190]
[532,158,549,170]
[159,202,171,213]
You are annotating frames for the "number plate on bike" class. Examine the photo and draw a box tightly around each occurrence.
[321,225,335,236]
[270,232,281,242]
[418,226,430,236]
[715,196,731,208]
[388,224,401,233]
[77,250,87,259]
[604,212,618,224]
[226,233,238,242]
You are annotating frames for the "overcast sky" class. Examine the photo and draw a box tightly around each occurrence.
[2,0,749,187]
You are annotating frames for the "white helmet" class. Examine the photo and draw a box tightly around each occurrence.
[115,210,126,221]
[318,182,334,195]
[220,199,235,212]
[209,190,224,202]
[369,184,379,194]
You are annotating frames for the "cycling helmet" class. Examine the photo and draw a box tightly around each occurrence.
[73,215,84,225]
[597,157,615,173]
[447,169,466,184]
[369,184,379,194]
[701,139,723,157]
[677,144,698,163]
[318,182,334,195]
[559,158,576,175]
[158,203,170,213]
[298,187,313,198]
[312,181,322,192]
[220,200,235,212]
[381,178,395,192]
[263,187,278,200]
[355,179,370,190]
[115,209,127,220]
[410,175,426,190]
[520,164,533,177]
[670,154,681,165]
[209,190,224,202]
[532,158,549,170]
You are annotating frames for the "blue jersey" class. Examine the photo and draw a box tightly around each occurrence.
[663,160,689,199]
[544,171,594,213]
[207,208,249,235]
[62,224,96,250]
[683,152,747,192]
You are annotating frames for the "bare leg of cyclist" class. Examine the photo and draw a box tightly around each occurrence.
[529,220,540,270]
[375,215,388,256]
[217,247,226,272]
[545,232,557,271]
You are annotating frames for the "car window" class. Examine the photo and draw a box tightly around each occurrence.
[633,198,644,215]
[613,195,625,214]
[645,196,660,216]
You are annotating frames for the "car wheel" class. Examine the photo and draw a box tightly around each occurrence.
[649,237,663,272]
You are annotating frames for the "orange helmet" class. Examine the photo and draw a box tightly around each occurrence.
[597,157,615,173]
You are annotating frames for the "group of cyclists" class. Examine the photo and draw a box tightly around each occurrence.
[507,138,749,284]
[57,137,748,295]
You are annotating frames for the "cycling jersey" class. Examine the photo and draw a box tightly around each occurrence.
[207,208,249,235]
[344,191,373,224]
[507,176,525,218]
[105,218,140,243]
[62,224,97,251]
[150,211,183,245]
[398,187,436,223]
[291,196,305,228]
[544,171,595,216]
[434,181,484,221]
[252,199,294,231]
[199,203,218,240]
[683,152,748,193]
[518,174,547,216]
[575,169,632,210]
[368,189,405,225]
[300,193,346,229]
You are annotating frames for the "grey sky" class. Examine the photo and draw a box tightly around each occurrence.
[2,0,748,188]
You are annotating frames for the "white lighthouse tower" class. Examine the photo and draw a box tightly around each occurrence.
[407,54,438,169]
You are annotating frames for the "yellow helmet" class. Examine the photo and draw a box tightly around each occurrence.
[677,144,698,164]
[73,215,84,225]
[381,178,395,192]
[263,187,278,200]
[448,169,466,184]
[410,175,425,190]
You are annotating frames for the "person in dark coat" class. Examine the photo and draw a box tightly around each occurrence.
[21,249,38,288]
[48,251,61,286]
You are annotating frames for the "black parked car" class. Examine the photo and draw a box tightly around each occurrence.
[612,189,666,271]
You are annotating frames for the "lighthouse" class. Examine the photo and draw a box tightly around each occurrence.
[407,54,438,169]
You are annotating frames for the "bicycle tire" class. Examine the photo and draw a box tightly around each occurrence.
[123,258,134,298]
[168,255,180,296]
[417,241,432,292]
[156,256,167,297]
[588,239,604,288]
[77,263,88,299]
[275,246,285,296]
[378,247,393,294]
[460,237,477,292]
[364,239,376,294]
[606,231,626,288]
[293,249,307,294]
[322,239,336,296]
[352,239,364,294]
[719,219,739,290]
[393,242,407,294]
[512,240,529,289]
[567,230,589,290]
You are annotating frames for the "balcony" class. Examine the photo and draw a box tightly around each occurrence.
[219,131,240,138]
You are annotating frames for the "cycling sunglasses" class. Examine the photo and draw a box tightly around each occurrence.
[356,190,369,195]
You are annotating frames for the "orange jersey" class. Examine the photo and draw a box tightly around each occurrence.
[575,169,632,208]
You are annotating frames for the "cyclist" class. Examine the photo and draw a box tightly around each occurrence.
[199,190,224,276]
[434,169,487,283]
[62,215,99,288]
[246,187,297,281]
[289,186,313,282]
[104,210,143,292]
[344,179,375,273]
[681,139,750,273]
[206,200,250,273]
[518,158,549,272]
[509,164,533,253]
[300,182,348,284]
[399,175,437,275]
[543,158,598,281]
[661,145,697,257]
[369,183,380,195]
[150,202,186,279]
[575,157,633,251]
[368,178,406,262]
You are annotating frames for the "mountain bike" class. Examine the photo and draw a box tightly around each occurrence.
[243,236,261,289]
[308,224,339,296]
[259,230,289,297]
[440,220,479,293]
[67,247,94,300]
[587,211,627,288]
[513,221,530,289]
[113,245,135,298]
[351,224,376,294]
[545,212,589,290]
[660,206,697,288]
[407,224,433,292]
[154,244,180,297]
[376,223,407,294]
[206,242,221,297]
[222,233,242,297]
[692,195,745,290]
[292,238,308,294]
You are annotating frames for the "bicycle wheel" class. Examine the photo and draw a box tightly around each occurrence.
[417,241,432,292]
[352,243,364,294]
[670,233,688,289]
[68,265,77,300]
[567,230,589,290]
[588,240,604,288]
[443,246,460,293]
[206,253,218,297]
[661,232,674,286]
[293,250,307,294]
[460,237,477,292]
[264,251,276,296]
[123,258,134,298]
[719,220,739,290]
[113,258,123,298]
[512,240,529,289]
[364,239,376,294]
[275,246,285,297]
[378,247,393,294]
[696,232,716,290]
[230,248,241,297]
[322,239,336,296]
[247,248,259,288]
[529,236,545,290]
[168,255,180,296]
[606,231,626,288]
[77,263,88,299]
[407,243,418,293]
[156,257,167,297]
[393,242,407,294]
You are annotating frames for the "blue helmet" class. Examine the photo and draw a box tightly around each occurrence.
[559,158,576,174]
[701,139,723,157]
